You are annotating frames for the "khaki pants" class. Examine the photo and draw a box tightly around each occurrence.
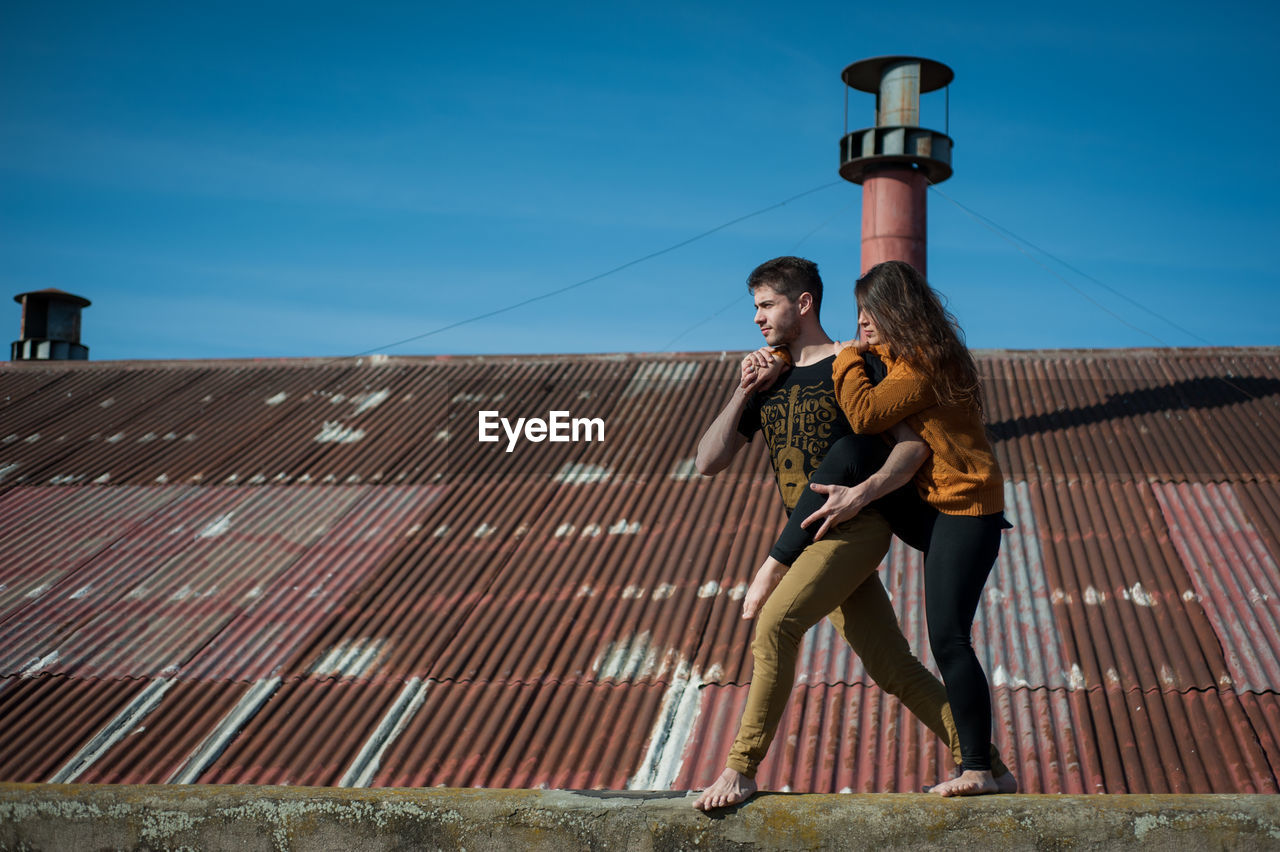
[726,511,1008,780]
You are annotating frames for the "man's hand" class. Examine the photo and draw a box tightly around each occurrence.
[799,481,872,541]
[740,347,789,393]
[742,557,788,620]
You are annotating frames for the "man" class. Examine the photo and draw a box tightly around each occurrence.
[691,256,1014,809]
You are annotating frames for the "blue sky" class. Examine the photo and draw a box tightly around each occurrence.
[3,1,1277,361]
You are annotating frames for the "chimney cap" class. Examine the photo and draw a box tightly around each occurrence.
[841,56,954,95]
[14,288,92,308]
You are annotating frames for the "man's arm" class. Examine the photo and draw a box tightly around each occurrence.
[695,348,788,476]
[799,421,929,541]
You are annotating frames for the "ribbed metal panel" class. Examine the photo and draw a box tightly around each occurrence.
[370,680,667,789]
[74,680,252,784]
[0,675,149,782]
[0,485,438,679]
[0,348,1277,795]
[1153,482,1280,692]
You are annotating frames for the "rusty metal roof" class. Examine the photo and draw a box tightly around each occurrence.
[1,347,1278,793]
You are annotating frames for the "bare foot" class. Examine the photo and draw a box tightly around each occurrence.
[995,770,1019,794]
[929,769,1002,797]
[693,767,758,810]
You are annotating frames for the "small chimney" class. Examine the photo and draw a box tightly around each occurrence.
[11,289,91,361]
[839,55,954,276]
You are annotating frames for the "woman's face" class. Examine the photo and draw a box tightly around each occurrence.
[857,307,882,346]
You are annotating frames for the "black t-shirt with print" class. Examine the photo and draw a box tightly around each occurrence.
[737,355,854,513]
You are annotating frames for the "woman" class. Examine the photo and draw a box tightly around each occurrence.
[747,259,1013,797]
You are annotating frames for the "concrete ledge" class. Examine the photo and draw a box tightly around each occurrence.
[2,784,1279,851]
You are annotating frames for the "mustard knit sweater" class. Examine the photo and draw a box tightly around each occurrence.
[832,344,1004,516]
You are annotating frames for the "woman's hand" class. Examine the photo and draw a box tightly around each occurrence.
[739,347,790,393]
[799,482,872,541]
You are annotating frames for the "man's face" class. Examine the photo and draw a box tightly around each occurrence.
[752,285,802,346]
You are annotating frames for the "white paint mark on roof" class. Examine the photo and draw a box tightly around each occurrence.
[197,512,235,540]
[628,660,702,790]
[697,581,721,598]
[94,473,111,484]
[1182,589,1200,602]
[21,651,59,677]
[727,582,748,601]
[315,421,366,443]
[70,585,93,600]
[669,458,700,480]
[105,433,123,443]
[652,583,676,601]
[554,462,611,484]
[1051,588,1071,605]
[27,583,51,598]
[623,361,701,396]
[577,585,595,599]
[0,463,19,483]
[472,522,496,538]
[99,398,114,407]
[555,523,575,538]
[1083,585,1106,605]
[1068,664,1087,689]
[433,524,451,538]
[582,523,602,538]
[1126,582,1156,607]
[310,638,389,678]
[593,631,679,681]
[138,432,157,443]
[608,518,641,535]
[352,389,391,415]
[265,391,288,405]
[992,664,1031,688]
[621,585,645,599]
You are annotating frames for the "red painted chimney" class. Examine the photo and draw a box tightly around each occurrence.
[839,56,954,276]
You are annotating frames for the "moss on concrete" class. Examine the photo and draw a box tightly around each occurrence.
[2,784,1280,851]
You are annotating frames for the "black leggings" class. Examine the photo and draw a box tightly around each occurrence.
[770,434,1008,772]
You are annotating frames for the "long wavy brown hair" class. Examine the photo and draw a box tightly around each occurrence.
[855,260,983,412]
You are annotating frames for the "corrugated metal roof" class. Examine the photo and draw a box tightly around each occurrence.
[1,347,1278,794]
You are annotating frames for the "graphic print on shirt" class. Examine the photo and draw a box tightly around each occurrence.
[758,380,844,512]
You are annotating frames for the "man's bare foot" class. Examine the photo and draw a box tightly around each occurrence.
[693,767,758,810]
[929,769,1004,797]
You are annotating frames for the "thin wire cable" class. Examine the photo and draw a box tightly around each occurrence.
[928,181,1210,346]
[926,180,1168,346]
[658,200,857,352]
[340,180,843,359]
[928,179,1262,401]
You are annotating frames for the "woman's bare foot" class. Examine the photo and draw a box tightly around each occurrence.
[693,767,758,810]
[995,770,1019,794]
[929,769,1007,797]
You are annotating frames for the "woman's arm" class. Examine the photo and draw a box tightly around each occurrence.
[832,346,935,433]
